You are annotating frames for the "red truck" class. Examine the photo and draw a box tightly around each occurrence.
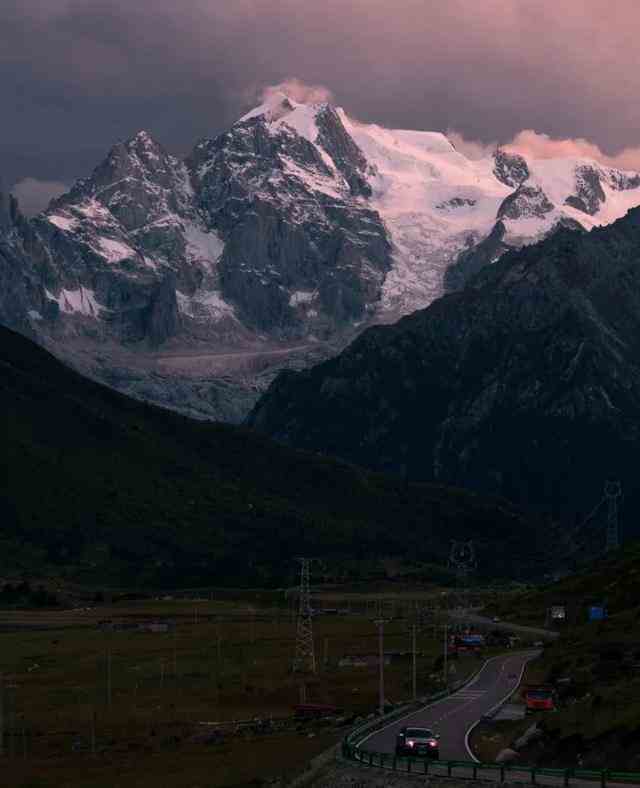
[522,685,556,713]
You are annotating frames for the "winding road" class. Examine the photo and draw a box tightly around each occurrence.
[350,647,640,786]
[360,650,539,761]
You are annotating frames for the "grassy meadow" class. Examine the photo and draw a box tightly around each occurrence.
[0,593,481,787]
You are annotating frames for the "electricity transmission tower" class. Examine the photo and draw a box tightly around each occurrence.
[448,541,476,621]
[292,558,316,674]
[604,480,622,552]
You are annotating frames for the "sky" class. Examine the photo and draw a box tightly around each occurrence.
[2,0,639,214]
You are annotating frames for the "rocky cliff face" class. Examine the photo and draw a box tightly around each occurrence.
[188,99,390,335]
[2,93,640,420]
[248,207,640,533]
[493,149,530,188]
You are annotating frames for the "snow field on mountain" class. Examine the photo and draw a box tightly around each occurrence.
[48,214,78,232]
[239,92,322,145]
[30,96,640,342]
[183,222,225,270]
[96,236,135,263]
[338,111,510,311]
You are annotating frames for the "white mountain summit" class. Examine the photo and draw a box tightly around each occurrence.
[1,94,639,418]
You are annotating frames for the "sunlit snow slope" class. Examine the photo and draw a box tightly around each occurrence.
[3,91,640,347]
[337,110,640,315]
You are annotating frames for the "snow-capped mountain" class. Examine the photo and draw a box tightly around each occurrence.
[1,92,639,419]
[338,114,640,316]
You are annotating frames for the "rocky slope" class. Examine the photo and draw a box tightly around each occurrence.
[492,543,640,771]
[248,207,640,537]
[2,93,640,419]
[1,324,550,586]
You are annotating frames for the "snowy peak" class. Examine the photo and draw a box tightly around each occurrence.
[88,130,175,190]
[564,164,606,215]
[199,99,640,320]
[235,95,371,197]
[498,183,554,220]
[237,92,328,143]
[238,91,297,124]
[4,100,640,354]
[51,128,194,230]
[493,149,530,187]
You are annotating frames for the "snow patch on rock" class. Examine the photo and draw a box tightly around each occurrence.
[48,214,78,232]
[183,222,225,269]
[46,286,103,317]
[176,289,235,322]
[289,290,317,307]
[96,236,135,263]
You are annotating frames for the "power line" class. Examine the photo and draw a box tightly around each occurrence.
[564,479,623,559]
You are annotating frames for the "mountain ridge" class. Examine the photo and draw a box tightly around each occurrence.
[1,323,550,586]
[247,206,640,540]
[2,95,639,420]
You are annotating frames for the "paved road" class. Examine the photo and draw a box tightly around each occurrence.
[359,650,539,761]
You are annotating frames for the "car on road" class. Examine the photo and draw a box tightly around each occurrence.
[396,726,440,758]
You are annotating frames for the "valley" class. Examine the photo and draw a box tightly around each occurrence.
[2,324,549,586]
[2,547,639,787]
[4,4,640,788]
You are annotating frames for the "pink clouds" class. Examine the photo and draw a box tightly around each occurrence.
[505,131,640,172]
[1,0,638,184]
[447,128,640,172]
[260,79,334,106]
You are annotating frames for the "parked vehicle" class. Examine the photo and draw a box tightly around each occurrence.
[396,726,440,758]
[522,685,556,713]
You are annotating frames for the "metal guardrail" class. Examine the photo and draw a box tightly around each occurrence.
[341,742,640,786]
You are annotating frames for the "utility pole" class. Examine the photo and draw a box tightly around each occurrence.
[90,706,96,755]
[374,618,388,715]
[411,624,418,701]
[293,558,316,674]
[0,671,4,758]
[173,630,178,679]
[443,624,449,690]
[604,480,622,552]
[106,648,112,707]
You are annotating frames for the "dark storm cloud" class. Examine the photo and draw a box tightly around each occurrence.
[2,0,639,187]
